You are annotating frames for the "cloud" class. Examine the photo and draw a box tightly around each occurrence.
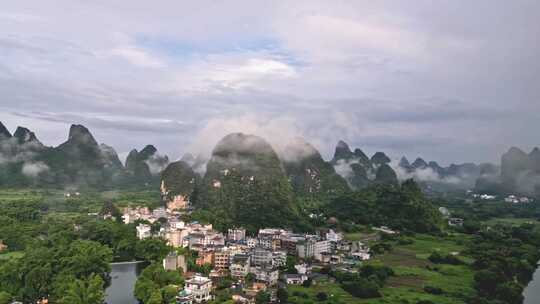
[0,1,539,165]
[110,46,166,68]
[21,161,49,177]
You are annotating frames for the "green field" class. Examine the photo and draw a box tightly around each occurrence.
[483,217,538,226]
[0,251,24,260]
[289,234,475,304]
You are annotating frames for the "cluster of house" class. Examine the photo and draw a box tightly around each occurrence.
[120,202,377,304]
[504,195,534,204]
[158,226,372,304]
[472,193,497,200]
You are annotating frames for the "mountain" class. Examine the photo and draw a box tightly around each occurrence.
[125,145,169,184]
[40,124,120,186]
[0,122,170,189]
[99,144,123,169]
[180,153,207,175]
[399,157,412,171]
[200,133,297,232]
[0,123,47,186]
[396,155,488,191]
[501,147,530,188]
[282,137,348,197]
[496,146,540,195]
[161,160,197,208]
[13,127,42,146]
[530,148,540,173]
[330,140,396,189]
[374,163,398,185]
[371,152,391,166]
[0,122,11,139]
[411,158,428,169]
[331,140,354,163]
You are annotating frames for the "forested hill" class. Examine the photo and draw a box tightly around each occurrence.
[0,122,168,189]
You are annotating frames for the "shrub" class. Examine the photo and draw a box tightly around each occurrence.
[316,292,328,301]
[341,278,381,298]
[423,285,443,295]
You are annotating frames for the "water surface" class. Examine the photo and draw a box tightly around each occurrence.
[105,262,144,304]
[524,265,540,304]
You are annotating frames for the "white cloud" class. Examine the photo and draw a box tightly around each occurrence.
[21,161,49,177]
[110,46,165,68]
[0,1,538,164]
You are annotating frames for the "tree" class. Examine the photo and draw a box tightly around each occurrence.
[316,292,328,301]
[277,288,288,303]
[255,291,271,304]
[284,255,298,274]
[135,238,170,262]
[245,273,257,285]
[302,278,312,287]
[495,281,523,304]
[59,274,105,304]
[0,292,11,304]
[474,269,503,296]
[341,278,381,298]
[60,240,113,280]
[147,290,163,304]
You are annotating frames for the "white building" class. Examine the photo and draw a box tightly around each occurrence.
[152,207,167,219]
[230,254,251,279]
[297,238,315,259]
[227,228,246,242]
[136,224,152,240]
[272,251,287,267]
[250,266,279,286]
[326,229,343,243]
[184,275,212,303]
[251,247,273,266]
[314,240,332,261]
[284,274,308,285]
[246,237,258,248]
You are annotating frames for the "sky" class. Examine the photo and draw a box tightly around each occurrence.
[0,0,539,165]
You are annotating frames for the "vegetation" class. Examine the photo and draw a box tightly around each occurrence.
[326,179,443,233]
[0,189,168,302]
[134,263,183,304]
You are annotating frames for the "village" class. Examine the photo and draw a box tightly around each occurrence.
[120,200,379,304]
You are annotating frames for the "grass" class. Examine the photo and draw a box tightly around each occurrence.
[289,233,475,304]
[0,251,24,260]
[484,217,538,226]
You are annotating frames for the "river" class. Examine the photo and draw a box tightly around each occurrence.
[523,265,540,304]
[105,262,145,304]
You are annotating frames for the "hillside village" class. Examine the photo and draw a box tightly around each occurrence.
[119,203,380,304]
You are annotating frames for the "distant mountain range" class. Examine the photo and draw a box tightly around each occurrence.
[476,147,540,196]
[0,121,167,188]
[1,121,538,197]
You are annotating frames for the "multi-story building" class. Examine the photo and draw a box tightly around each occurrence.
[163,252,187,272]
[296,238,315,259]
[227,228,246,242]
[281,234,305,255]
[153,207,167,219]
[214,250,230,270]
[326,229,343,243]
[246,237,258,248]
[166,229,188,247]
[184,275,212,303]
[195,250,214,266]
[230,254,251,279]
[272,251,287,267]
[249,266,279,286]
[314,240,332,261]
[251,247,273,266]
